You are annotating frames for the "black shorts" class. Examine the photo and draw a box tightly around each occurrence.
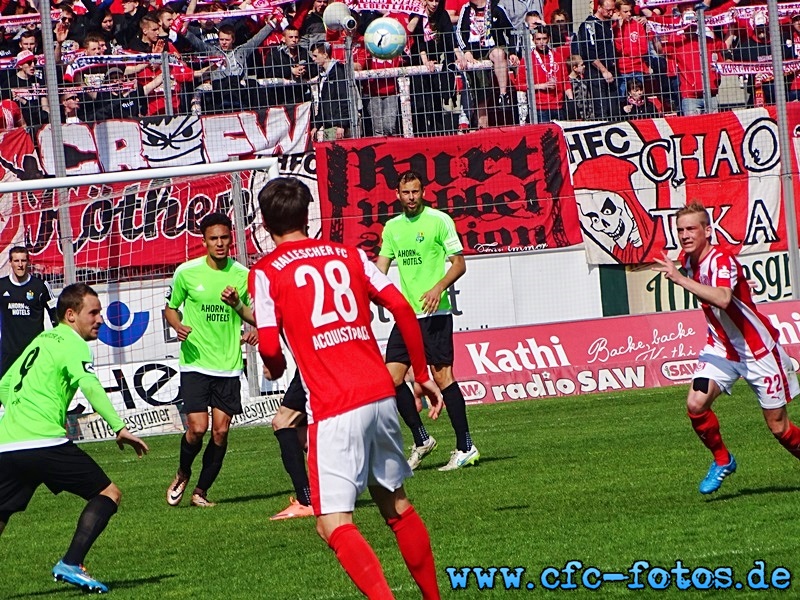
[0,442,111,515]
[180,372,243,416]
[282,370,308,414]
[385,314,454,367]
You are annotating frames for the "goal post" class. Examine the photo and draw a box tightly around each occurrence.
[0,157,292,440]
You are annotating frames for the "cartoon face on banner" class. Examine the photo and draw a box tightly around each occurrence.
[141,114,204,166]
[571,153,659,265]
[576,190,642,252]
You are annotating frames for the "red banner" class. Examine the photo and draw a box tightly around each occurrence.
[0,129,32,256]
[560,107,799,265]
[314,126,584,259]
[0,109,313,273]
[453,300,800,404]
[18,172,264,272]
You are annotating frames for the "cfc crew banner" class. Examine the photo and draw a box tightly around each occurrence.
[0,121,315,273]
[559,106,798,265]
[314,125,584,259]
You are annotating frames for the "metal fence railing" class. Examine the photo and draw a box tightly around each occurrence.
[3,7,800,138]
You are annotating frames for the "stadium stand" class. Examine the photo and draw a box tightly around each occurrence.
[2,0,799,134]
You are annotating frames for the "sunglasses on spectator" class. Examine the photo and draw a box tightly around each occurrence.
[64,95,79,101]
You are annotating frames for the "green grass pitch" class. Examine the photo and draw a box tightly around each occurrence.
[2,382,800,598]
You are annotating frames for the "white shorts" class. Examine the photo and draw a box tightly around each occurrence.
[694,345,800,410]
[307,397,412,516]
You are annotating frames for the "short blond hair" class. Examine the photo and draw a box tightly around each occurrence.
[675,201,709,227]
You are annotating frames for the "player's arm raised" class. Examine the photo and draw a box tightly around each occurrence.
[652,252,733,310]
[220,285,256,326]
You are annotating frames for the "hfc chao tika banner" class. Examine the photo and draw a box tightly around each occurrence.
[560,106,800,265]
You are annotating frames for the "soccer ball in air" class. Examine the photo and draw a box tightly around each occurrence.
[364,18,407,60]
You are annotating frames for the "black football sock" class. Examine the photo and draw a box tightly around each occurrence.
[63,495,118,566]
[274,428,312,506]
[395,383,429,447]
[195,440,228,493]
[179,433,203,479]
[0,511,11,537]
[442,382,472,452]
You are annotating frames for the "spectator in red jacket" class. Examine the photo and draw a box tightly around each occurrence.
[653,6,731,116]
[527,26,567,122]
[613,0,650,99]
[354,41,405,137]
[0,99,23,130]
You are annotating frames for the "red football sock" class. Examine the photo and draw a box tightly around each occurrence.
[327,524,394,599]
[688,410,730,465]
[777,423,800,460]
[387,506,440,600]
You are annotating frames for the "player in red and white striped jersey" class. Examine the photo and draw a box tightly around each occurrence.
[249,177,442,599]
[684,243,779,364]
[654,202,800,495]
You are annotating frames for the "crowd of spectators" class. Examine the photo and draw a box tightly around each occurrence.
[0,0,799,136]
[519,0,800,123]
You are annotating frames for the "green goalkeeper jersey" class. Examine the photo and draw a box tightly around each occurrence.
[379,206,463,315]
[167,256,250,377]
[0,324,125,452]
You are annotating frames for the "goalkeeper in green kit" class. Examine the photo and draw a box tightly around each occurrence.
[0,283,148,594]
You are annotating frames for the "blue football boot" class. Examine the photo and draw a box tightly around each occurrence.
[699,454,737,495]
[53,560,109,593]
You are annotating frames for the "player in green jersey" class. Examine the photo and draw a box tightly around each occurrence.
[377,170,479,471]
[0,283,148,594]
[164,213,253,508]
